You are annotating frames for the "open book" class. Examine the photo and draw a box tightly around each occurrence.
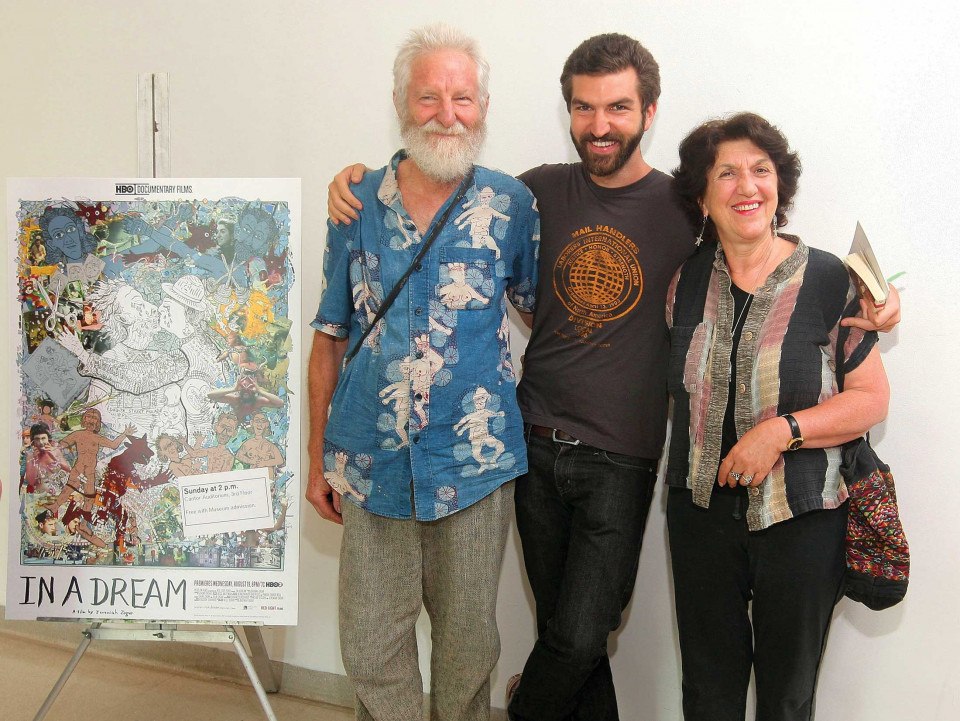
[844,222,888,306]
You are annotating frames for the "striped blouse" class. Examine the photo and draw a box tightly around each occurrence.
[665,238,877,531]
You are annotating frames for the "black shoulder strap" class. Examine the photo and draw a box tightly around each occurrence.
[342,168,475,368]
[835,300,875,445]
[834,296,861,392]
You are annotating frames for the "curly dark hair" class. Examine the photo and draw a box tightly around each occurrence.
[30,422,51,440]
[560,33,660,113]
[672,113,801,244]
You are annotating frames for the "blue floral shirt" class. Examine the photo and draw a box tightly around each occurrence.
[312,151,540,520]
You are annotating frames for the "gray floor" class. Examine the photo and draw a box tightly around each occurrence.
[0,631,354,721]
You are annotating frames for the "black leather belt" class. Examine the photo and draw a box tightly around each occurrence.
[528,424,581,445]
[526,425,660,471]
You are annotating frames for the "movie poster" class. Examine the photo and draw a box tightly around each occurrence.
[6,179,300,624]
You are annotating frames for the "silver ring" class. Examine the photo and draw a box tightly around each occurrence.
[730,472,742,481]
[741,474,754,485]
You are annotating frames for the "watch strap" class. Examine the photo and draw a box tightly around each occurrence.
[781,413,803,450]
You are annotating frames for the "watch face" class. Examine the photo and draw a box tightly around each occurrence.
[787,437,803,451]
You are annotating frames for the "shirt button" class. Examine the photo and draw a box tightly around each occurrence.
[738,383,746,394]
[744,331,753,341]
[415,351,424,359]
[414,393,423,401]
[750,487,761,496]
[412,435,420,444]
[414,307,423,316]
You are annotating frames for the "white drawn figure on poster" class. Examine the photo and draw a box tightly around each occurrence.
[437,261,489,310]
[56,279,189,439]
[185,412,239,473]
[454,186,510,258]
[158,275,224,438]
[378,357,412,449]
[453,386,506,473]
[236,411,284,480]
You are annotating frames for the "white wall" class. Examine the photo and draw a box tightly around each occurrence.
[2,1,958,719]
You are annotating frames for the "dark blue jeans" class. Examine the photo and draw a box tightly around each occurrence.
[508,432,658,721]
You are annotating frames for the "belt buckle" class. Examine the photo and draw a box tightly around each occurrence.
[552,428,580,446]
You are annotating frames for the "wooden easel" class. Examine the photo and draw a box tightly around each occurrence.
[33,73,281,721]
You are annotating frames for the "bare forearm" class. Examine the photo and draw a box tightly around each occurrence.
[791,392,888,448]
[307,331,348,457]
[788,348,889,449]
[721,349,889,489]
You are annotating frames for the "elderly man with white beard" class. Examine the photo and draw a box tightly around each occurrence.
[306,23,540,721]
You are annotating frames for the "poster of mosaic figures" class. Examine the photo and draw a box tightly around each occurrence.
[6,179,300,623]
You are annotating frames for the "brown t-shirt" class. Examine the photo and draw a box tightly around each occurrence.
[517,164,695,458]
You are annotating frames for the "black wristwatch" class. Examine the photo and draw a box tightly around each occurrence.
[781,413,804,451]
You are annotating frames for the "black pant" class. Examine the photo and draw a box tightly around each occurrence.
[666,486,848,721]
[509,433,658,721]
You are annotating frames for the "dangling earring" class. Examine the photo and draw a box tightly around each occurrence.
[772,214,779,238]
[695,214,708,246]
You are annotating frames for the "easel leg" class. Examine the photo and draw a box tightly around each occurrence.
[239,625,279,692]
[33,622,101,721]
[230,626,279,721]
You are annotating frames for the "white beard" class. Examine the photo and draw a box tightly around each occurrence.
[401,116,486,183]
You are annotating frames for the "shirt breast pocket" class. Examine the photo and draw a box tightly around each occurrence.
[436,247,498,312]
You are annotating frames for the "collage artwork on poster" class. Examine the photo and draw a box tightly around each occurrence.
[7,179,301,623]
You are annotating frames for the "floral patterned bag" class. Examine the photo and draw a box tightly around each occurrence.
[841,437,909,610]
[835,315,909,610]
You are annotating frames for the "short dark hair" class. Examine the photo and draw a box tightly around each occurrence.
[30,422,51,440]
[672,112,802,243]
[560,33,661,112]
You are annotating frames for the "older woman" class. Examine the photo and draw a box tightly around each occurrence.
[665,113,890,721]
